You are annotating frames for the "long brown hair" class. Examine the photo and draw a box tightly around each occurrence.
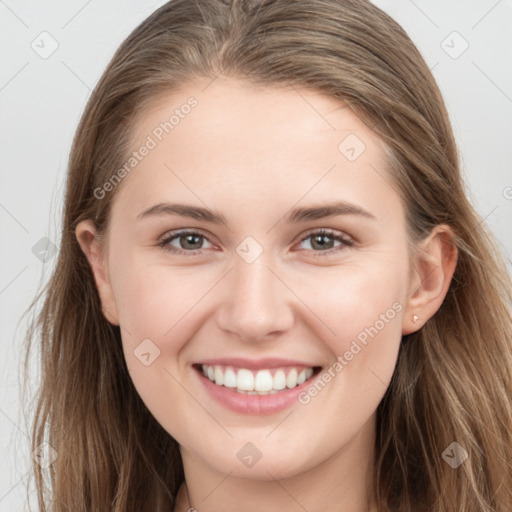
[24,0,512,510]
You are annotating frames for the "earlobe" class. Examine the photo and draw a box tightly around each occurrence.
[402,225,458,335]
[75,220,120,326]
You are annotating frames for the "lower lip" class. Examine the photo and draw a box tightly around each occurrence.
[194,366,320,415]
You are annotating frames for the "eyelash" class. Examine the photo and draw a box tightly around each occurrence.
[157,228,355,257]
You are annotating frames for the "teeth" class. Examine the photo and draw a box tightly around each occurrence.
[254,369,273,391]
[214,366,224,386]
[286,368,298,389]
[200,364,316,394]
[237,369,254,391]
[223,367,237,388]
[273,369,287,390]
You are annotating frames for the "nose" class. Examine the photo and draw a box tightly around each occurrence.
[215,254,295,343]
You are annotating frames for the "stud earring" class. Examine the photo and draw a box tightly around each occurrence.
[412,314,419,323]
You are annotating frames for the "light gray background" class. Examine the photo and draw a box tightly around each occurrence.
[1,1,511,509]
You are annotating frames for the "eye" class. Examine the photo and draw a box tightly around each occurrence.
[296,228,354,256]
[158,229,214,255]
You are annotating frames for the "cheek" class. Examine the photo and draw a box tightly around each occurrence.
[293,258,406,397]
[111,252,210,338]
[299,259,405,340]
[110,254,219,406]
[110,257,207,428]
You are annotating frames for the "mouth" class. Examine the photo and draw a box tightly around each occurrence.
[193,363,323,395]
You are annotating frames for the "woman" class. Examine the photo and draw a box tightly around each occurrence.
[24,0,512,511]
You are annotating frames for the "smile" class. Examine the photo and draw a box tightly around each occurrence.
[197,364,319,395]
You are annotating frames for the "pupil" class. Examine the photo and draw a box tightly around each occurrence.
[313,235,333,250]
[183,234,202,249]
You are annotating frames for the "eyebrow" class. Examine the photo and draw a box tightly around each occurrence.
[136,200,376,225]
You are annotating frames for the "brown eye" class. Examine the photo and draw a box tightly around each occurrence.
[158,230,213,254]
[297,229,354,256]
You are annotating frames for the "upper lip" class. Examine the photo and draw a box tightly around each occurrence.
[195,357,321,370]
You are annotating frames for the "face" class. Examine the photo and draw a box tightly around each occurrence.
[82,77,416,482]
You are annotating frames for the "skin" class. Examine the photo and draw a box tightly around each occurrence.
[76,77,457,512]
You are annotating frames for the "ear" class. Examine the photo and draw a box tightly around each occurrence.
[75,220,120,325]
[402,224,458,335]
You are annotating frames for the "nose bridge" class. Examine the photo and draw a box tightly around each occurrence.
[215,250,294,341]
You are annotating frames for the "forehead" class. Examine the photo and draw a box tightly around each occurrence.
[111,77,400,225]
[131,78,377,152]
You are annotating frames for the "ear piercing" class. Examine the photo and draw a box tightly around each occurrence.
[412,314,419,323]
